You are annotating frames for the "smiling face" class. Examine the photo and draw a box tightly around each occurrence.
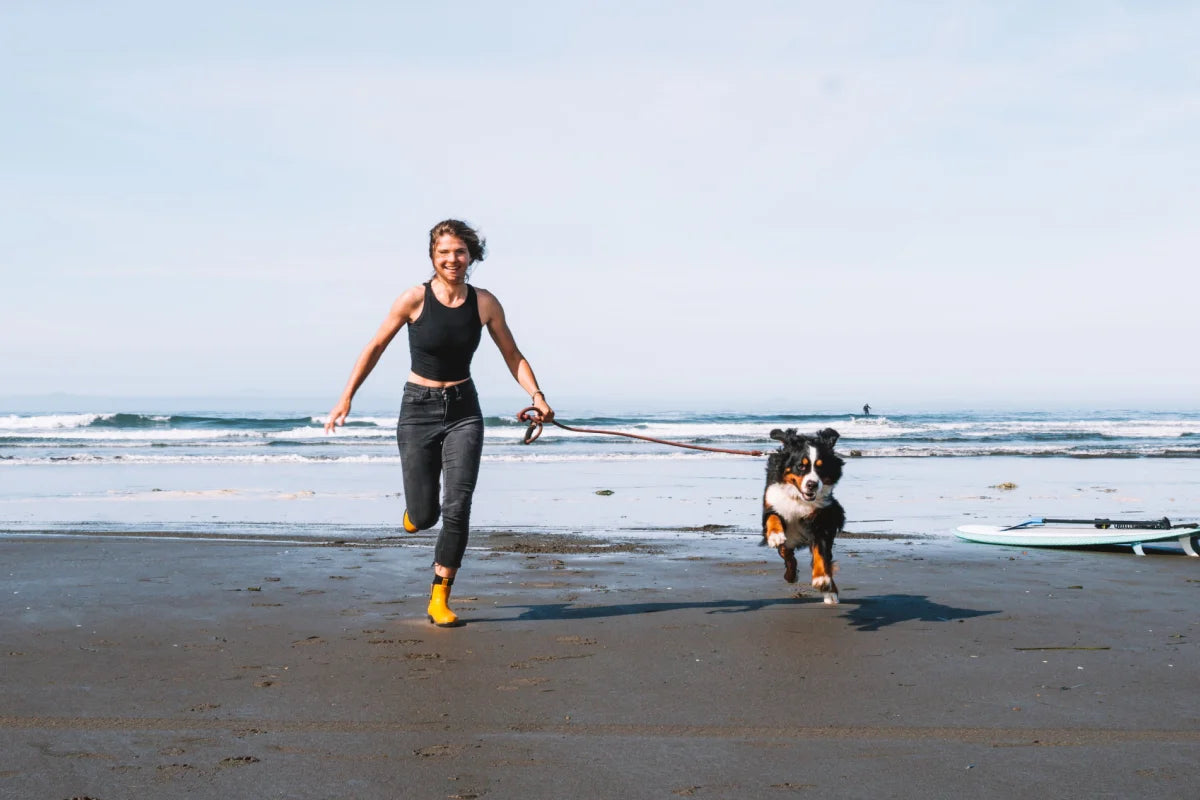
[431,234,471,285]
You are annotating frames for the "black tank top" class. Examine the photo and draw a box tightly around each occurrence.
[407,282,483,381]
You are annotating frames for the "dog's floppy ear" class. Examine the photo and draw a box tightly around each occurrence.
[816,427,840,448]
[771,428,801,444]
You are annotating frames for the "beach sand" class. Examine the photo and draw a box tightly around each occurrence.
[2,530,1197,799]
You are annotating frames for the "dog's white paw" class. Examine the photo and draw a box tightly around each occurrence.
[812,575,833,591]
[823,592,839,605]
[766,532,786,548]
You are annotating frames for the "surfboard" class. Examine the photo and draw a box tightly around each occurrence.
[955,518,1200,556]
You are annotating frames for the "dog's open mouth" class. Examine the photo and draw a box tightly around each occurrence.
[783,480,820,503]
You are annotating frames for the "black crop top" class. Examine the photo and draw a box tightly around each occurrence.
[407,282,483,381]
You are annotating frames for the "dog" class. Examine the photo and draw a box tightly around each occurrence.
[761,427,846,604]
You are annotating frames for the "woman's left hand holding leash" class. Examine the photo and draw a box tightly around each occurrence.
[532,394,554,424]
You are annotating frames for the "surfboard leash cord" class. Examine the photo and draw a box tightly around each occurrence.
[516,406,766,457]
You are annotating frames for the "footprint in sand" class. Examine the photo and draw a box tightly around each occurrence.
[497,676,551,692]
[187,703,221,712]
[413,744,460,758]
[554,635,598,645]
[291,636,325,646]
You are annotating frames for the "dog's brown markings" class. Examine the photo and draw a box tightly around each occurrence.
[810,545,831,583]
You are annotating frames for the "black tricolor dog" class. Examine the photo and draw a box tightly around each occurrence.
[762,428,846,604]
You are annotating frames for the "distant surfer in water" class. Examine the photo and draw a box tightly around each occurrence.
[862,404,871,416]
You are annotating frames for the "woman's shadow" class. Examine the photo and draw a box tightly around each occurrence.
[475,594,997,630]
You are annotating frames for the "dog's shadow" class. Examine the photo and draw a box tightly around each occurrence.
[839,594,999,631]
[472,594,997,630]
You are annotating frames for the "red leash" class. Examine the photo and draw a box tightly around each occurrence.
[517,406,765,457]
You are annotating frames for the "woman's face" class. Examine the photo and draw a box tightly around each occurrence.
[431,234,471,285]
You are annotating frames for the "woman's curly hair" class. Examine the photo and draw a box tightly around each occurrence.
[428,219,486,264]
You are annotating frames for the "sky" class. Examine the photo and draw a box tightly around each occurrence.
[2,1,1197,414]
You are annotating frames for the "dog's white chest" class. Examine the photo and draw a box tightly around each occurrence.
[764,483,824,523]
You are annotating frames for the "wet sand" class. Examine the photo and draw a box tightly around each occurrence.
[2,531,1198,799]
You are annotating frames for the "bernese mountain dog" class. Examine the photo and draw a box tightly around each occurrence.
[762,427,846,604]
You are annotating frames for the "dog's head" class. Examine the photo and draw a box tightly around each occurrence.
[768,427,844,502]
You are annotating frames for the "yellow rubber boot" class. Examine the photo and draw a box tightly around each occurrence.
[427,577,463,627]
[402,510,418,533]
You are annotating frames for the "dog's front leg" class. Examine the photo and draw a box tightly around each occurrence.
[778,545,798,583]
[763,511,798,583]
[763,509,786,548]
[809,541,838,604]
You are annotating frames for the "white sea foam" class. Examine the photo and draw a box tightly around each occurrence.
[0,453,324,465]
[3,412,1198,469]
[324,415,396,428]
[0,413,108,430]
[0,428,267,442]
[279,425,387,440]
[0,450,741,467]
[93,488,319,501]
[4,413,1194,447]
[916,419,1198,438]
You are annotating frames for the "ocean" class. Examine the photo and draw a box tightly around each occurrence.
[2,407,1198,543]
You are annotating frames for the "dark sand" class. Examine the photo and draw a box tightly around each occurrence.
[2,531,1197,799]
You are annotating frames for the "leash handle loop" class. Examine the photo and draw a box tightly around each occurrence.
[518,406,544,444]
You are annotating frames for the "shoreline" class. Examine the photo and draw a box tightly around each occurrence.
[3,531,1197,798]
[0,525,926,544]
[4,455,1197,544]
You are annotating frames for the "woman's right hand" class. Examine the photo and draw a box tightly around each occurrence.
[325,398,351,433]
[324,289,416,435]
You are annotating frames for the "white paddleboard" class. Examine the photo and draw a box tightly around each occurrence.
[956,521,1200,556]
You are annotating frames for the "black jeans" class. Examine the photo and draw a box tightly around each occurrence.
[396,380,484,569]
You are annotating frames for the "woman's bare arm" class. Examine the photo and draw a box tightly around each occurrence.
[325,287,422,432]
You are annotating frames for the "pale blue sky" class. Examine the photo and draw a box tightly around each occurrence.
[2,1,1197,413]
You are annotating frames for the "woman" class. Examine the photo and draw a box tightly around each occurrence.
[325,219,553,627]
